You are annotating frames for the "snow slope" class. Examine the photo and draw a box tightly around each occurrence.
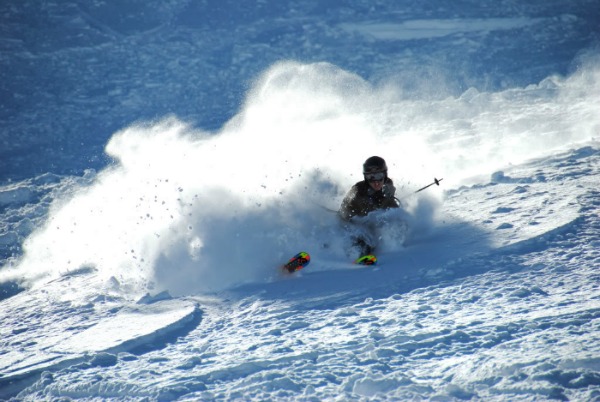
[0,275,198,391]
[1,0,600,400]
[2,142,598,401]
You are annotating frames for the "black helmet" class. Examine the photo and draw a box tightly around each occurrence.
[363,156,388,174]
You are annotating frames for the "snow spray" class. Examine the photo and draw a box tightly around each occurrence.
[1,59,598,296]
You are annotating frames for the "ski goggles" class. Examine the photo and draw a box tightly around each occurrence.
[364,172,386,182]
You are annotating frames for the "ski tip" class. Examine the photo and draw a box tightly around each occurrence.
[354,254,377,266]
[283,251,311,273]
[291,251,310,263]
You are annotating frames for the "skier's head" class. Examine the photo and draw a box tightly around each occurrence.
[363,156,387,178]
[363,156,387,190]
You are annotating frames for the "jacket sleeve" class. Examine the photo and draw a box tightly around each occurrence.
[339,186,358,221]
[382,182,399,208]
[382,182,396,200]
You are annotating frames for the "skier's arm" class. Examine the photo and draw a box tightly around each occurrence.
[383,181,400,209]
[339,187,358,221]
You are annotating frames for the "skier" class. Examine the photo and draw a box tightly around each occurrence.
[339,156,400,260]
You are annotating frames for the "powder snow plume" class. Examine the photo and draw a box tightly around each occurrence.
[1,59,598,296]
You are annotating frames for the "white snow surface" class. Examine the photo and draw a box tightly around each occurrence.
[1,1,600,401]
[1,65,599,400]
[3,141,600,401]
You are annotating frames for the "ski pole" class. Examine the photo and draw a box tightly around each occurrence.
[395,177,443,204]
[415,177,443,193]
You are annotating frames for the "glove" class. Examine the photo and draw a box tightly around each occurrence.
[383,183,396,199]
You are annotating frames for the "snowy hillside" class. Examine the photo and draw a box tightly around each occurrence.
[1,0,599,400]
[2,142,599,400]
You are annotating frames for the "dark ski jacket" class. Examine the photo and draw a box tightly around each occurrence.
[339,178,399,221]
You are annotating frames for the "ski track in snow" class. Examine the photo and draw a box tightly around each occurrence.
[2,145,599,401]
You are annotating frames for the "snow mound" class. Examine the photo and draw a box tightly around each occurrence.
[0,270,199,391]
